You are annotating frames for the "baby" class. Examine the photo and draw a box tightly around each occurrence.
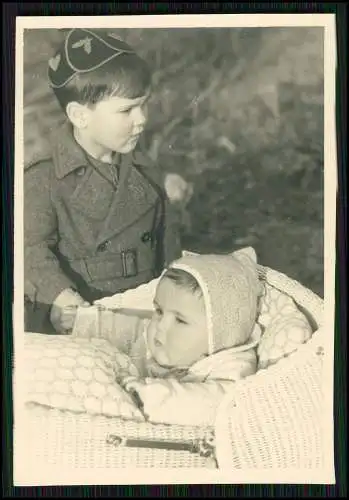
[74,247,262,426]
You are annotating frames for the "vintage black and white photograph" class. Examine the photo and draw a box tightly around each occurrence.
[13,14,336,485]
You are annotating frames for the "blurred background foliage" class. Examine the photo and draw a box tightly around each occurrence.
[23,27,324,296]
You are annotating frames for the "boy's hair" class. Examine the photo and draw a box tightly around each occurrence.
[162,268,203,298]
[52,52,152,113]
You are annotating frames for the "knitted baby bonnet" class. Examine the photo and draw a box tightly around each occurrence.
[169,248,260,355]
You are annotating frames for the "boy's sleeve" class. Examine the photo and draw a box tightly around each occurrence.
[24,161,75,307]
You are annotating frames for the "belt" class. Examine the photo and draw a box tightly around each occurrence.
[68,247,156,283]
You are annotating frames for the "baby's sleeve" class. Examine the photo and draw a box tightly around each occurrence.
[130,378,237,427]
[93,277,160,311]
[72,305,145,355]
[128,348,258,426]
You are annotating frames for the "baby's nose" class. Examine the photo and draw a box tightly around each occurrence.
[154,329,166,347]
[155,316,172,343]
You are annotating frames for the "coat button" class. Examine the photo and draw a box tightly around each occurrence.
[76,167,86,176]
[97,241,110,252]
[141,231,152,243]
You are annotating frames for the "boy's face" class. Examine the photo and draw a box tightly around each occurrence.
[147,277,209,369]
[76,93,149,156]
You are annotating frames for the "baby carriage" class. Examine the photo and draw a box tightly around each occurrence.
[14,260,333,485]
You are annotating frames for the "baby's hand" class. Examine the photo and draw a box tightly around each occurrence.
[121,377,148,414]
[116,373,144,392]
[122,376,146,394]
[122,378,174,422]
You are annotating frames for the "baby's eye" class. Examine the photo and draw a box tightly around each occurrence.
[154,307,163,316]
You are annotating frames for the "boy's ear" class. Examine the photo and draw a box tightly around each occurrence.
[66,101,89,129]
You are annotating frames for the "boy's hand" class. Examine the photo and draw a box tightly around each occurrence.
[50,288,90,334]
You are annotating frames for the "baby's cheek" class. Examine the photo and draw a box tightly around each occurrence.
[146,318,156,341]
[169,339,205,367]
[146,319,159,353]
[166,339,190,365]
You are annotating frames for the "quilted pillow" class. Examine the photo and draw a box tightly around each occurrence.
[256,282,313,369]
[23,333,144,421]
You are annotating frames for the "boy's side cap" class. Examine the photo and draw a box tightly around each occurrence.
[48,28,135,89]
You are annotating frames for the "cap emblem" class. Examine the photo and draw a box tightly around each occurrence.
[49,53,61,71]
[72,36,93,54]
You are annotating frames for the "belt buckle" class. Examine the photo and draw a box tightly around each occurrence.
[121,249,138,278]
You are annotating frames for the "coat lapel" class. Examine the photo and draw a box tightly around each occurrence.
[96,153,159,246]
[68,167,116,223]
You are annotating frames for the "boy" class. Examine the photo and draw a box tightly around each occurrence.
[73,248,262,426]
[24,28,182,334]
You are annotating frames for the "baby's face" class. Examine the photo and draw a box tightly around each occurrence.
[147,278,209,369]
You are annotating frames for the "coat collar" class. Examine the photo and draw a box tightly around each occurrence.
[51,121,89,179]
[51,120,153,180]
